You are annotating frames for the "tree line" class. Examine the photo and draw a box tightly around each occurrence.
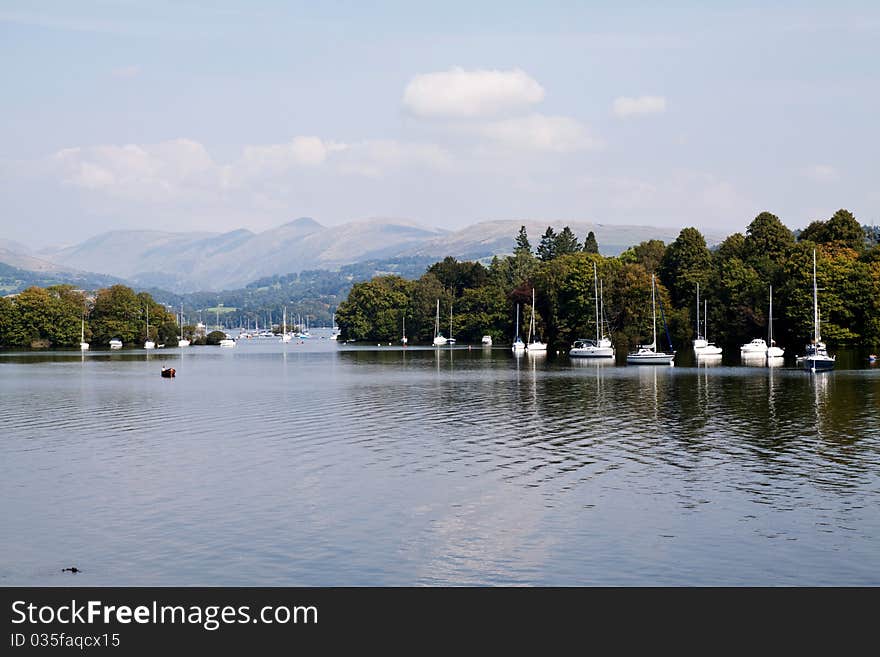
[335,209,880,351]
[0,284,184,348]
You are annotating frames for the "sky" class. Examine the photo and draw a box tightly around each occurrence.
[1,0,878,248]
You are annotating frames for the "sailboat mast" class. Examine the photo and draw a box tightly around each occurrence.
[705,299,708,341]
[696,282,700,338]
[651,274,657,349]
[769,286,773,344]
[593,263,599,343]
[813,249,820,342]
[600,280,605,339]
[515,304,520,339]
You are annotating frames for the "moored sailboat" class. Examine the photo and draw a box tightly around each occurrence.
[511,303,525,352]
[526,287,547,352]
[432,299,447,346]
[570,262,614,358]
[766,285,784,359]
[802,249,835,372]
[626,274,675,365]
[144,306,155,349]
[693,284,722,356]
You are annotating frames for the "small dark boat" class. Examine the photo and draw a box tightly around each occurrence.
[161,367,176,378]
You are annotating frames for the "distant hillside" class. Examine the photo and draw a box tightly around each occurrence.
[0,261,126,295]
[30,216,726,293]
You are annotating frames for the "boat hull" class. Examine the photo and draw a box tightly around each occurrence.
[626,352,675,365]
[695,345,722,356]
[803,356,835,372]
[569,346,614,358]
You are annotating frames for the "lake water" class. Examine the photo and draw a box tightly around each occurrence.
[2,332,879,586]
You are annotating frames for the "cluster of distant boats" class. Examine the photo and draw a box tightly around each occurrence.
[75,249,870,373]
[432,249,841,374]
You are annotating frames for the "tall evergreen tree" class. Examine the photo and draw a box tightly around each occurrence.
[514,226,532,255]
[554,226,581,256]
[537,227,558,261]
[582,230,599,254]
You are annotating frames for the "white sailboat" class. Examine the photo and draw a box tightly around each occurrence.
[511,303,525,352]
[802,249,835,372]
[109,338,123,349]
[766,285,784,359]
[280,306,292,343]
[626,274,675,364]
[401,314,408,345]
[570,262,614,358]
[433,299,447,346]
[177,303,190,347]
[481,335,492,346]
[79,313,89,351]
[526,288,547,352]
[694,284,722,356]
[330,312,339,340]
[144,306,155,349]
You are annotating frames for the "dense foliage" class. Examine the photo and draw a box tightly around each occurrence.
[0,284,175,348]
[336,212,880,351]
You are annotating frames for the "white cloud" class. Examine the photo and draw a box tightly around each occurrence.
[802,164,839,183]
[402,67,544,119]
[612,96,667,118]
[242,136,346,176]
[335,140,453,178]
[477,114,601,152]
[52,139,218,201]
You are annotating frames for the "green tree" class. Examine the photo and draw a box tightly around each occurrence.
[514,226,532,255]
[803,209,865,251]
[537,227,557,261]
[582,230,599,254]
[205,330,227,345]
[554,226,581,256]
[658,227,712,309]
[426,257,487,297]
[620,239,666,274]
[0,295,13,346]
[335,275,413,342]
[743,211,794,282]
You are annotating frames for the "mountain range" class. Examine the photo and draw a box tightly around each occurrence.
[4,218,727,293]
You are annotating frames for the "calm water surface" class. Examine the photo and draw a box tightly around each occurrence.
[2,333,879,585]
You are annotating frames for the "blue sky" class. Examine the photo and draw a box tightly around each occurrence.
[1,1,878,247]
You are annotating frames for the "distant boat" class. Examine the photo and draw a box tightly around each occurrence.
[570,263,614,358]
[401,314,408,345]
[280,307,292,343]
[330,312,339,341]
[626,274,675,365]
[511,303,525,352]
[740,338,767,356]
[801,249,835,372]
[109,338,123,349]
[144,306,155,350]
[433,299,447,346]
[219,336,235,348]
[766,285,784,359]
[481,335,492,346]
[526,288,547,352]
[79,311,89,351]
[693,284,722,356]
[177,303,190,347]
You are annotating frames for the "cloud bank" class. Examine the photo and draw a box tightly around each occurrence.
[402,67,544,119]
